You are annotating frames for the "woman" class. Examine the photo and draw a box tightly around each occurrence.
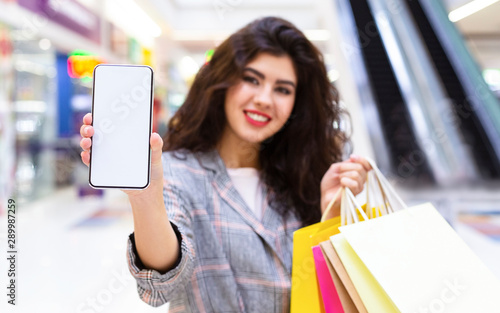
[80,17,371,312]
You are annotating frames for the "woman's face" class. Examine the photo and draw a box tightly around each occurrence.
[223,52,297,145]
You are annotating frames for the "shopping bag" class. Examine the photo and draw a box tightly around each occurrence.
[334,158,500,313]
[330,233,400,313]
[291,185,372,313]
[319,240,364,313]
[312,245,344,313]
[330,186,400,313]
[290,203,342,313]
[339,202,500,313]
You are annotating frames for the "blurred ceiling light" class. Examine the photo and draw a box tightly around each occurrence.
[16,120,36,133]
[448,0,499,22]
[15,60,48,76]
[105,0,161,45]
[16,160,35,180]
[483,69,500,86]
[71,94,92,111]
[14,101,47,113]
[39,38,51,50]
[169,93,186,107]
[328,69,340,82]
[179,56,200,80]
[304,30,330,41]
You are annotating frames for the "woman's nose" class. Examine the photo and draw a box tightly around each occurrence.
[254,85,273,108]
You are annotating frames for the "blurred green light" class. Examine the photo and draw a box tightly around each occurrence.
[204,49,214,63]
[68,49,94,57]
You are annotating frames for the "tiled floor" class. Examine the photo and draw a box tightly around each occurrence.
[1,185,499,313]
[0,187,167,313]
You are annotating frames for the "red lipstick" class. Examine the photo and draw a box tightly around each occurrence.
[243,110,271,127]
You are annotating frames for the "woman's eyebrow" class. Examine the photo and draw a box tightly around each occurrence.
[276,79,296,89]
[243,67,296,88]
[244,67,265,79]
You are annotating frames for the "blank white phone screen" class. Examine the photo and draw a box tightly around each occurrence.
[89,65,153,189]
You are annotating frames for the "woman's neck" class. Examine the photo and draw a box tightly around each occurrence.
[216,128,260,169]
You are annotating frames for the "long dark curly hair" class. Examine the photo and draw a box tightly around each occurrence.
[163,17,349,226]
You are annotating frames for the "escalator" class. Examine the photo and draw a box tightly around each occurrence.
[405,0,500,178]
[346,0,434,183]
[337,0,500,183]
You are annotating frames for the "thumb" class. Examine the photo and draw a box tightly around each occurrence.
[150,132,164,182]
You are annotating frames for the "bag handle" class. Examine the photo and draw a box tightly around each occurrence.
[321,186,368,225]
[367,171,382,218]
[366,157,407,212]
[321,187,343,223]
[367,169,393,217]
[321,157,407,223]
[343,187,369,226]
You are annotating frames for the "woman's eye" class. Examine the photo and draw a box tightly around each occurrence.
[243,76,258,85]
[276,87,291,95]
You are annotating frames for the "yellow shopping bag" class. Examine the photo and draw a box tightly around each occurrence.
[290,188,369,313]
[290,214,341,313]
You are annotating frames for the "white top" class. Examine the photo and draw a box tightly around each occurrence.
[227,167,264,221]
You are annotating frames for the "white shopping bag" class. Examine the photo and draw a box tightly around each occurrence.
[337,159,500,313]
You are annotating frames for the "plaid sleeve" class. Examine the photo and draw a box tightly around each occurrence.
[126,154,196,307]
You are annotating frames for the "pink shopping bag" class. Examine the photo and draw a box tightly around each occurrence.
[312,245,344,313]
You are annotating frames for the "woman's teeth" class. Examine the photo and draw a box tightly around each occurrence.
[246,112,270,122]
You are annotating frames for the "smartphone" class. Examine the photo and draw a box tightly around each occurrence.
[89,64,154,189]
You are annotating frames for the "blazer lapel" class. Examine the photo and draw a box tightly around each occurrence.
[197,149,288,267]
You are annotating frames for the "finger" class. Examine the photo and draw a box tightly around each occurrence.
[326,161,362,175]
[81,150,90,167]
[320,173,341,191]
[322,163,339,178]
[350,154,372,171]
[344,165,368,180]
[80,125,94,138]
[341,170,366,193]
[323,162,360,188]
[149,133,164,182]
[80,124,86,137]
[337,162,363,173]
[83,113,92,125]
[150,133,164,164]
[80,138,92,151]
[340,177,362,195]
[339,170,362,182]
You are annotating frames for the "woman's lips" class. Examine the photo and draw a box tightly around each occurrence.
[244,110,271,127]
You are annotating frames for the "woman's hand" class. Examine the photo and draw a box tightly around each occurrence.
[320,154,372,219]
[79,113,165,199]
[80,113,180,272]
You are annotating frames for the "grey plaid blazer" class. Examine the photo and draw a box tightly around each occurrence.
[127,149,303,313]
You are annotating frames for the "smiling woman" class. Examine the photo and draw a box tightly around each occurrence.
[219,53,297,166]
[163,17,358,226]
[79,16,373,312]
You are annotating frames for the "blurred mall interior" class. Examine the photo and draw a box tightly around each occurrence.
[0,0,500,312]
